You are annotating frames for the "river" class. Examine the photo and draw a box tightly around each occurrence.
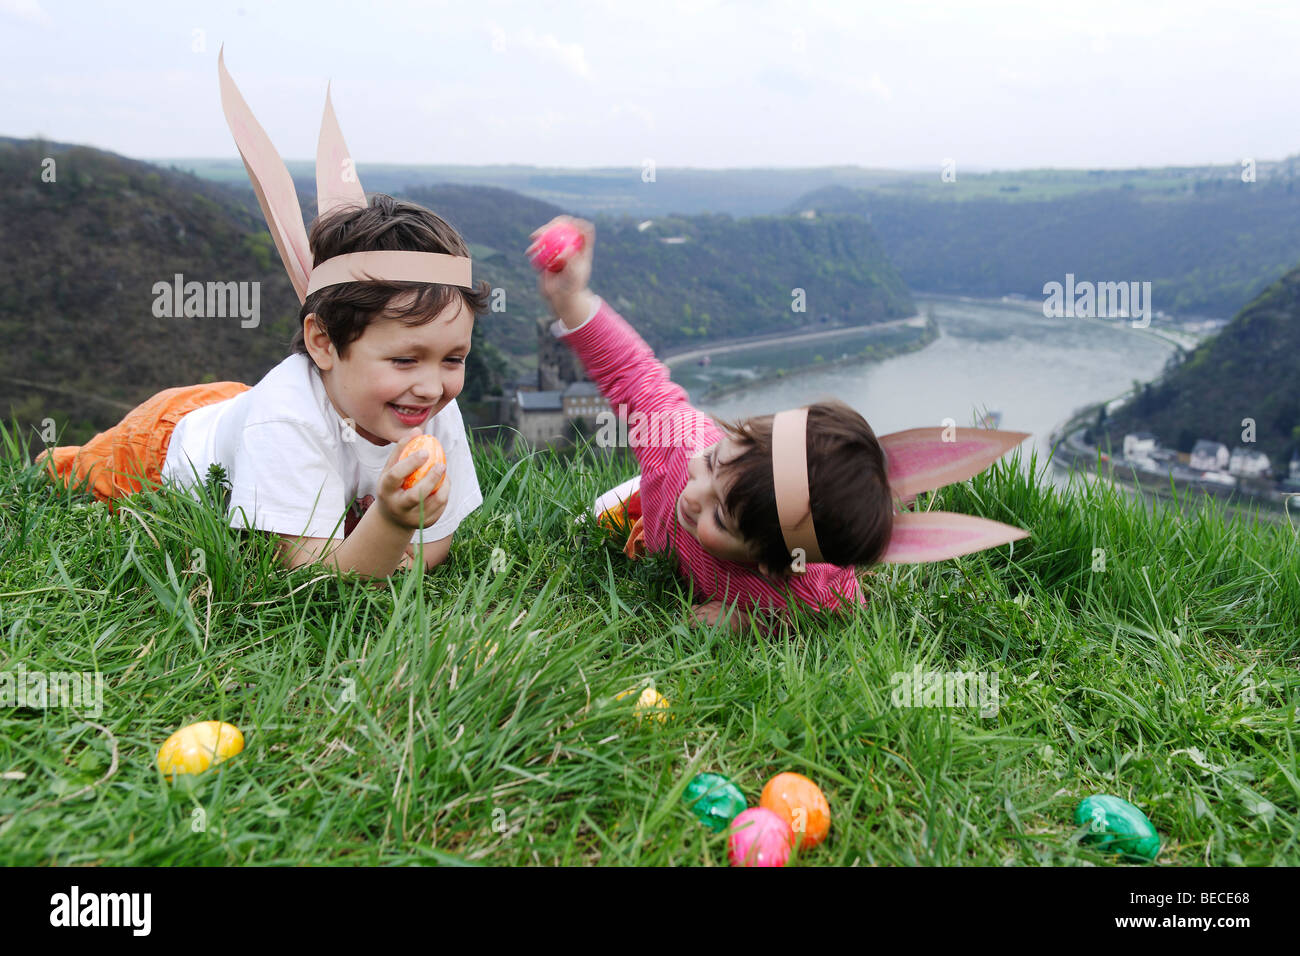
[686,295,1187,492]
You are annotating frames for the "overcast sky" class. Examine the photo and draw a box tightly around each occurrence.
[3,0,1298,171]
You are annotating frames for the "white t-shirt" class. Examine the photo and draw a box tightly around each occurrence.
[161,352,482,546]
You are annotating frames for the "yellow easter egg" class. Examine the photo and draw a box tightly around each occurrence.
[617,686,670,722]
[157,721,244,780]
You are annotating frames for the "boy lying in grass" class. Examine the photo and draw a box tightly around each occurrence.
[38,52,485,580]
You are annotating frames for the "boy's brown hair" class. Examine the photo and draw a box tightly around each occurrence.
[291,193,493,359]
[714,400,893,576]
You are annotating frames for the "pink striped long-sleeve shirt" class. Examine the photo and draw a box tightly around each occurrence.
[554,295,866,622]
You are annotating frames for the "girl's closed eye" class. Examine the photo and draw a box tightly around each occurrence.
[705,450,728,529]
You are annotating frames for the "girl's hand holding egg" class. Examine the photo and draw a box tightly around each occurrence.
[377,428,450,531]
[527,215,596,310]
[528,220,585,273]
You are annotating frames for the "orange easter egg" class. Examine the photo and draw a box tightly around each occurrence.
[399,434,446,493]
[760,771,831,848]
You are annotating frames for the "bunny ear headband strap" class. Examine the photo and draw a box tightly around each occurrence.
[772,408,826,563]
[771,409,1032,565]
[217,45,472,302]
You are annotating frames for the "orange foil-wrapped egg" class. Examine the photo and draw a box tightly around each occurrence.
[760,771,831,849]
[399,435,446,493]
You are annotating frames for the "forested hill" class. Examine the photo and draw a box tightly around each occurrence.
[0,138,305,448]
[413,180,914,354]
[1102,266,1300,467]
[1,138,912,449]
[795,182,1300,318]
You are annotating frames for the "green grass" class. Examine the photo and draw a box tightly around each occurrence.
[1,419,1297,866]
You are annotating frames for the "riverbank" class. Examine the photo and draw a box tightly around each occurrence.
[1048,402,1297,528]
[679,313,939,402]
[662,312,928,367]
[914,291,1209,356]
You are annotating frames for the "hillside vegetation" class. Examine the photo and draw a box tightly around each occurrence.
[1,139,910,453]
[795,180,1300,318]
[1103,264,1300,466]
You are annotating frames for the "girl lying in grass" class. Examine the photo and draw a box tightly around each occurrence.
[530,215,1031,632]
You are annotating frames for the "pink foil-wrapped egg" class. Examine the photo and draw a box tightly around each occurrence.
[727,807,794,867]
[529,223,585,273]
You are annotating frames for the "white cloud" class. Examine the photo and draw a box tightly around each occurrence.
[609,102,655,130]
[0,0,51,26]
[484,21,592,79]
[837,71,891,103]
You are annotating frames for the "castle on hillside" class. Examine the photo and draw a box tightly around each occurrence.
[496,316,611,452]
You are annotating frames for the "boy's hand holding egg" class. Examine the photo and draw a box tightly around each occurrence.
[376,427,450,531]
[399,434,446,493]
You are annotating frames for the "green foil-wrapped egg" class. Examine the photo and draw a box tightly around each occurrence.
[684,773,748,832]
[1075,794,1161,862]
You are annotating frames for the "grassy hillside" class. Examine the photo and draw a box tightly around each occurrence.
[1103,265,1300,465]
[1,427,1296,865]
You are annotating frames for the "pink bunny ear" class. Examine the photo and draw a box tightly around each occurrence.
[881,427,1030,503]
[878,511,1028,564]
[218,45,314,304]
[316,82,367,220]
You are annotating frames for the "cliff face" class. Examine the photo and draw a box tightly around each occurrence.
[1103,265,1300,467]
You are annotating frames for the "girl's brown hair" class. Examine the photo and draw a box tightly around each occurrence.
[291,193,493,359]
[714,400,893,576]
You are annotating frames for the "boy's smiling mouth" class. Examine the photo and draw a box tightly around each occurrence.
[388,402,432,425]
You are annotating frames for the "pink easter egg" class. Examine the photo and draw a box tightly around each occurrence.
[529,223,585,273]
[727,807,794,867]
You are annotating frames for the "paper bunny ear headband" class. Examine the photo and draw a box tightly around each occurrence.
[217,46,472,302]
[772,408,1031,564]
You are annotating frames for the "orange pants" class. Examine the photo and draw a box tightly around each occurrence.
[597,487,646,560]
[36,381,251,510]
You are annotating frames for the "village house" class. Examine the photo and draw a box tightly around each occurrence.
[1189,439,1229,472]
[1281,451,1300,492]
[1123,431,1157,461]
[1228,447,1271,479]
[1200,470,1237,487]
[562,380,606,418]
[507,317,611,452]
[510,390,564,447]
